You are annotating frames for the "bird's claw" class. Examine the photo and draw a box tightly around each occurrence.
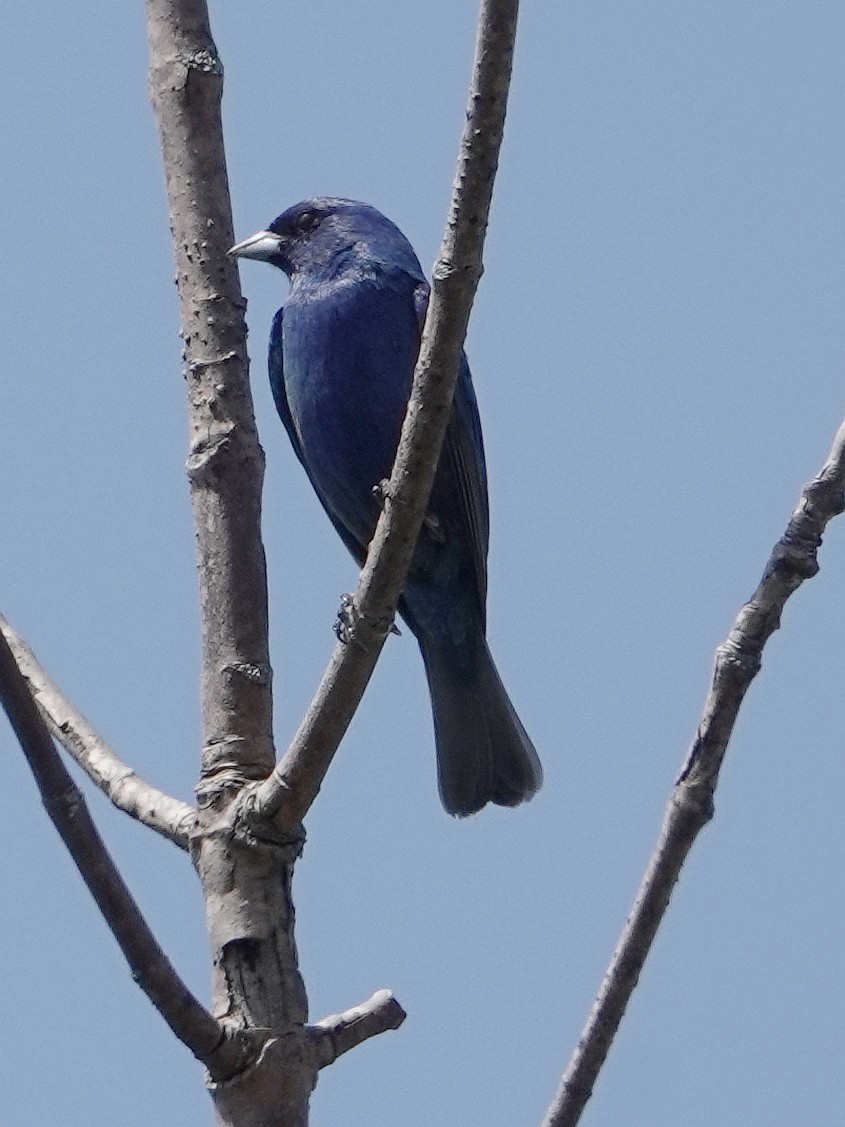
[372,479,392,508]
[334,593,357,644]
[333,593,400,645]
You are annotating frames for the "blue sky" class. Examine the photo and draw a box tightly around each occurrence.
[2,3,844,1124]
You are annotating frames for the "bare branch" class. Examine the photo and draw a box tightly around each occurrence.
[542,418,845,1127]
[0,613,194,849]
[309,990,407,1068]
[251,0,522,828]
[146,0,274,787]
[146,13,319,1121]
[0,626,250,1081]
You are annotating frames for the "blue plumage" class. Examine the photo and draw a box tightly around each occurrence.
[230,198,541,815]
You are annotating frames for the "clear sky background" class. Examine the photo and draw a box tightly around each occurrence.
[2,3,844,1125]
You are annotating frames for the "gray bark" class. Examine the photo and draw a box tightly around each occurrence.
[145,3,319,1121]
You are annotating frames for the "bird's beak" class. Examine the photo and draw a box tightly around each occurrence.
[227,230,284,261]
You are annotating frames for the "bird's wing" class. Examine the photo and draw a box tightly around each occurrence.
[269,307,368,565]
[412,284,490,616]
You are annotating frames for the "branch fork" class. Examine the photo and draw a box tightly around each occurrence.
[3,2,520,1124]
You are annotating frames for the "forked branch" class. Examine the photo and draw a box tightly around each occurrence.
[0,627,248,1082]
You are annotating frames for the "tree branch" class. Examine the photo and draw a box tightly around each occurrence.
[542,417,845,1127]
[0,613,194,849]
[146,0,274,790]
[0,626,249,1082]
[308,990,407,1068]
[249,0,522,828]
[146,12,321,1123]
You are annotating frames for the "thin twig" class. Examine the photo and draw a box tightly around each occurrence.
[542,417,845,1127]
[0,613,194,849]
[250,0,522,828]
[0,626,249,1082]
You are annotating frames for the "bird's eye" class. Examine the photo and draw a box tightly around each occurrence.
[294,209,321,234]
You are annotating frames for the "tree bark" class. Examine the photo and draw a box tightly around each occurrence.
[145,3,317,1121]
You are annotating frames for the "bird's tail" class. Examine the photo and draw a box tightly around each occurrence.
[418,631,542,817]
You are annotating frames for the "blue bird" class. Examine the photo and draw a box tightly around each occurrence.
[229,198,541,815]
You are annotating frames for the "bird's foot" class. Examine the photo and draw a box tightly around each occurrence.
[372,478,393,508]
[333,593,400,646]
[334,593,357,644]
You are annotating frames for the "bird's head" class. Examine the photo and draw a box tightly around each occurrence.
[228,197,424,284]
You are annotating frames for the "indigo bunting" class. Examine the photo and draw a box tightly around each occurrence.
[230,198,541,815]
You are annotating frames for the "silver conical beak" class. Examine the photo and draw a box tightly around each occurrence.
[227,230,283,261]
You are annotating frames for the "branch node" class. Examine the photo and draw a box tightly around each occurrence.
[222,661,273,686]
[432,258,484,285]
[190,782,306,866]
[235,788,307,861]
[195,751,270,808]
[431,258,457,283]
[188,349,238,373]
[773,534,820,580]
[175,46,223,76]
[714,637,762,679]
[186,428,234,483]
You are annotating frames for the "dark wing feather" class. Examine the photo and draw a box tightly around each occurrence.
[269,307,367,565]
[412,284,490,620]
